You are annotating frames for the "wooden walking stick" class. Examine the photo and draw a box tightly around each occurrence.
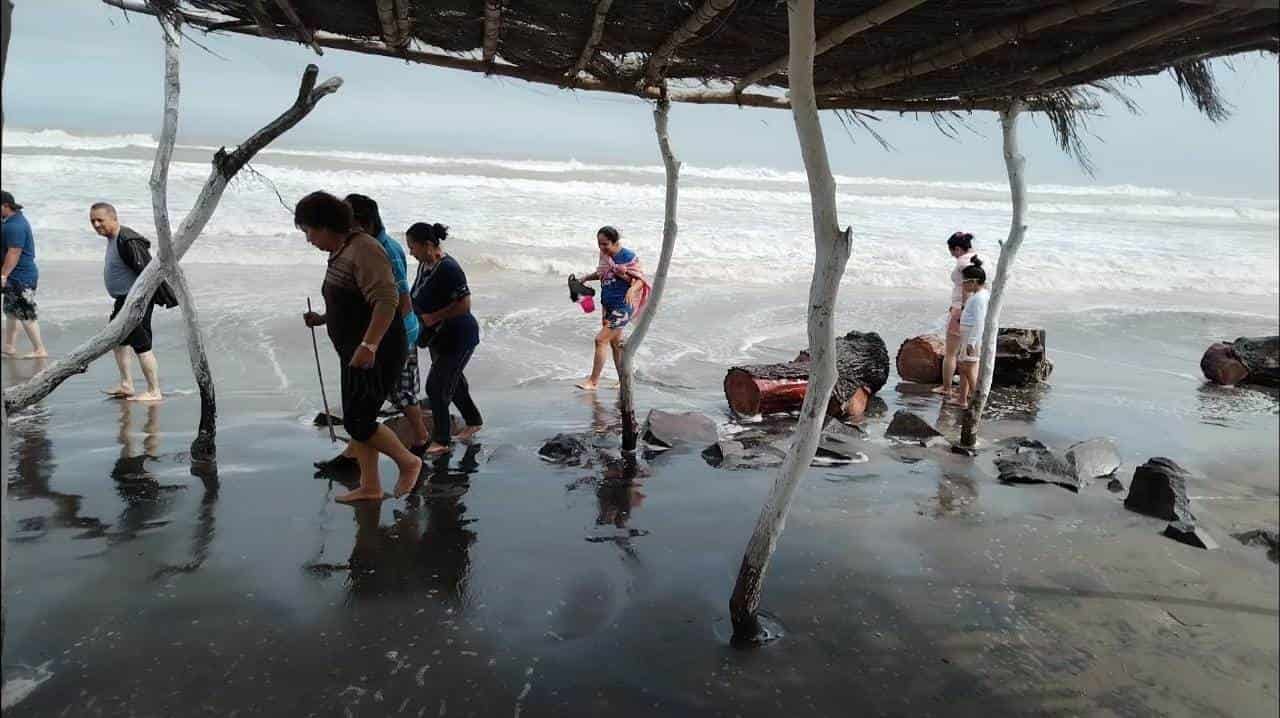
[307,297,338,443]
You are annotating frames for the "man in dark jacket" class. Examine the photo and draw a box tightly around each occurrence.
[90,202,178,402]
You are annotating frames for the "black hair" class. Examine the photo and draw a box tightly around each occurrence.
[344,193,384,236]
[406,222,449,246]
[90,201,117,217]
[597,225,620,244]
[946,231,974,251]
[960,256,986,284]
[294,191,354,233]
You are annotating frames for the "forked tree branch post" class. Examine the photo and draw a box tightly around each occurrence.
[1,63,343,415]
[960,98,1028,448]
[728,0,853,642]
[149,12,218,453]
[2,0,13,655]
[618,98,681,452]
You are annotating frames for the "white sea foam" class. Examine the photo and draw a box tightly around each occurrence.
[3,127,1277,297]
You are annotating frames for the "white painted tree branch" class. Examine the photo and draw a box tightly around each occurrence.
[619,98,681,452]
[150,13,217,446]
[729,0,853,640]
[2,65,342,415]
[961,99,1027,448]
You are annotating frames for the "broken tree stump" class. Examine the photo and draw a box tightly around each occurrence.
[1201,335,1279,388]
[895,329,1053,386]
[725,330,889,418]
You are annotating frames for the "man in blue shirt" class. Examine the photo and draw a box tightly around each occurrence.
[347,194,428,450]
[1,190,49,358]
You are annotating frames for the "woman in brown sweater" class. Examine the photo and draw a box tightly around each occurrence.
[298,191,422,502]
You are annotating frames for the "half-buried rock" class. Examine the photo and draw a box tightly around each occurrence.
[539,434,590,465]
[1163,521,1218,550]
[885,410,944,445]
[643,409,718,448]
[1124,457,1195,523]
[1200,335,1280,388]
[1065,438,1121,482]
[995,440,1084,492]
[724,330,889,418]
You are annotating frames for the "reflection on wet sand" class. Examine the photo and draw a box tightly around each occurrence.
[109,401,185,542]
[1195,382,1280,427]
[328,445,483,607]
[7,403,109,540]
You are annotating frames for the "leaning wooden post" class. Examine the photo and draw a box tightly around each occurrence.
[960,98,1027,448]
[728,0,853,641]
[2,65,342,415]
[149,13,218,453]
[618,98,681,452]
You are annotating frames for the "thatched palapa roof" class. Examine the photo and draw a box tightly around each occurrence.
[107,0,1277,117]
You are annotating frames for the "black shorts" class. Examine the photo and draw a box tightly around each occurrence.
[110,295,155,355]
[340,344,406,443]
[2,284,38,321]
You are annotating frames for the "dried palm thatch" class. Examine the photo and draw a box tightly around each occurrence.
[107,0,1275,158]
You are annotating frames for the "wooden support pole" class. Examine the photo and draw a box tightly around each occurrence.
[564,0,614,87]
[3,65,343,415]
[818,0,1122,96]
[272,0,322,55]
[149,13,218,451]
[482,0,502,67]
[960,99,1027,448]
[641,0,736,90]
[729,0,853,643]
[733,0,930,94]
[618,98,682,453]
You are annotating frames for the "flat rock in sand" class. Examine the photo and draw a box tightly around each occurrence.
[539,433,590,465]
[1163,521,1218,550]
[995,442,1084,493]
[643,409,718,448]
[885,410,943,443]
[1232,528,1280,563]
[1066,437,1121,481]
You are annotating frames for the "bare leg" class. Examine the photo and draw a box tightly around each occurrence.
[577,326,613,391]
[104,346,135,396]
[128,350,163,402]
[2,316,18,355]
[19,320,47,357]
[403,404,431,447]
[935,334,962,395]
[950,364,975,407]
[363,423,423,498]
[337,439,386,503]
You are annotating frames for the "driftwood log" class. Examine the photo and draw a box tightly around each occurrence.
[1201,336,1280,387]
[724,330,889,418]
[896,328,1053,386]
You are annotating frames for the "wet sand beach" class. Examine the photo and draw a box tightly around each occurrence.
[4,260,1277,716]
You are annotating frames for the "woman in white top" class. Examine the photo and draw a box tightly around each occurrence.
[933,231,979,398]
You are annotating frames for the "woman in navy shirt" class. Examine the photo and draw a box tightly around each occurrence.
[407,222,483,455]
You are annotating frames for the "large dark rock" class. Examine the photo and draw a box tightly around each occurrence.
[1066,438,1121,481]
[1163,521,1218,550]
[539,434,590,465]
[1232,528,1279,563]
[1124,457,1195,523]
[885,410,943,443]
[995,441,1084,492]
[992,328,1053,386]
[702,436,786,470]
[643,409,718,448]
[1201,336,1280,388]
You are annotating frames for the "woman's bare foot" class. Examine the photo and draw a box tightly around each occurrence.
[102,384,135,398]
[127,391,163,403]
[393,455,424,498]
[424,442,452,456]
[336,487,386,503]
[575,380,598,391]
[930,385,951,395]
[20,350,49,359]
[454,425,482,441]
[945,398,967,408]
[0,347,16,357]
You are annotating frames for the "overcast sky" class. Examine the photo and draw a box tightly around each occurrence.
[4,0,1279,197]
